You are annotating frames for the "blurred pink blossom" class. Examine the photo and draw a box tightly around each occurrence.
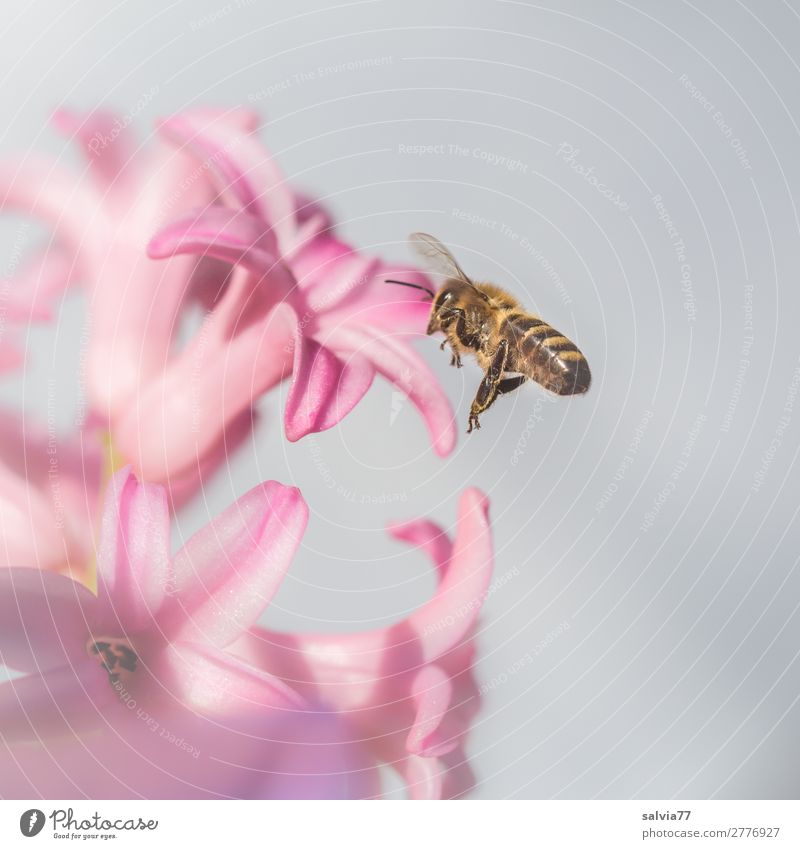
[112,110,455,481]
[0,467,492,798]
[0,467,378,799]
[0,108,454,486]
[232,487,493,799]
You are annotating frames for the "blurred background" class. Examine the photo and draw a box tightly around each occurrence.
[1,0,799,798]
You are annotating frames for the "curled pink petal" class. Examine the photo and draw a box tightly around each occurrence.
[330,326,456,457]
[163,481,308,646]
[401,754,444,800]
[0,568,94,673]
[147,205,281,275]
[410,488,492,663]
[406,664,455,757]
[157,112,295,248]
[388,518,453,580]
[95,467,171,634]
[283,305,375,441]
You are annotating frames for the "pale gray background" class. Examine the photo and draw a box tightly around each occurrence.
[1,0,799,799]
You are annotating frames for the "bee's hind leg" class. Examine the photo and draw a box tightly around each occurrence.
[467,340,509,433]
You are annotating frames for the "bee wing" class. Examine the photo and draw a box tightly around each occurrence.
[410,232,490,302]
[410,232,473,285]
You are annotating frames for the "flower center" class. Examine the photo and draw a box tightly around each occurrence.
[86,636,139,684]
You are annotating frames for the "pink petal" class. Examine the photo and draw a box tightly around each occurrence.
[166,407,258,510]
[0,568,94,673]
[161,641,307,715]
[162,481,308,647]
[315,262,434,335]
[288,233,382,315]
[400,754,444,800]
[52,108,136,188]
[388,518,453,581]
[148,205,282,275]
[95,467,171,635]
[0,412,103,575]
[0,156,103,267]
[328,326,456,457]
[406,664,456,757]
[1,246,76,322]
[283,306,375,441]
[410,488,493,663]
[113,268,294,482]
[0,340,21,373]
[175,106,260,134]
[157,113,296,248]
[0,659,112,744]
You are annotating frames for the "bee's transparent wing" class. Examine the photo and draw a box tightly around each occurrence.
[410,232,473,285]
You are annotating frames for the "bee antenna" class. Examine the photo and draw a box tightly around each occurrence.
[384,278,436,300]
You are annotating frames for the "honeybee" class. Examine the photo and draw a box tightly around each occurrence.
[386,233,591,433]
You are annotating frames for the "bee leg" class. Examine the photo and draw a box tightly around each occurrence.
[496,375,527,396]
[467,340,509,433]
[450,352,462,368]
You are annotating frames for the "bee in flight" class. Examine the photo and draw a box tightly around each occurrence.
[386,233,591,433]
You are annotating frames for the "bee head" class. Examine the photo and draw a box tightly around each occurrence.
[427,288,456,335]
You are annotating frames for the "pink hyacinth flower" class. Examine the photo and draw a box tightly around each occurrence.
[232,487,493,799]
[0,467,378,799]
[0,108,255,416]
[111,111,455,481]
[0,107,268,494]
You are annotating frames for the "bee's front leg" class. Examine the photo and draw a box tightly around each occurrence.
[467,340,509,433]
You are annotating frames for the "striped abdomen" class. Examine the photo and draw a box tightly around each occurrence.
[503,313,591,395]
